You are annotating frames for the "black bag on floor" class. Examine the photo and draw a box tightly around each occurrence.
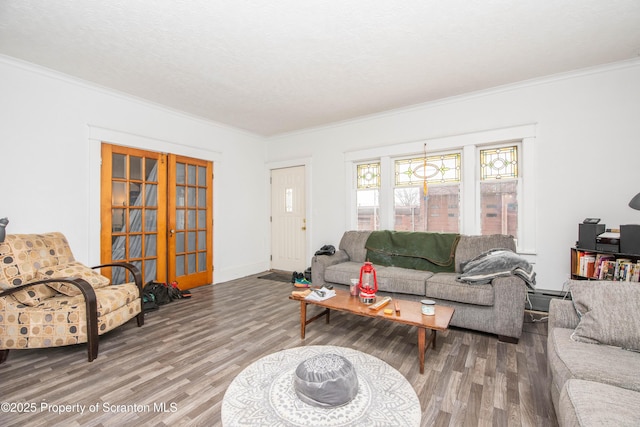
[144,281,172,305]
[142,291,159,311]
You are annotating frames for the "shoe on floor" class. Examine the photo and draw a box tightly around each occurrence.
[294,281,310,288]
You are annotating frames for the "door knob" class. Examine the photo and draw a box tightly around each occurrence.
[301,227,306,231]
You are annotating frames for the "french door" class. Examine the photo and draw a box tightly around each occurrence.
[167,154,213,289]
[100,144,213,289]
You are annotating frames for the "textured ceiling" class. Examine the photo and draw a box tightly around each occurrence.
[1,1,640,136]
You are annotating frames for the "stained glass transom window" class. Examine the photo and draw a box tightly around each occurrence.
[480,146,518,180]
[395,153,460,187]
[357,163,381,189]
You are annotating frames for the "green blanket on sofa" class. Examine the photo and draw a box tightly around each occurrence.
[365,230,460,273]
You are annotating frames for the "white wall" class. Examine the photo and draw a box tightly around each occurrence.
[266,59,640,292]
[0,56,269,283]
[3,55,639,291]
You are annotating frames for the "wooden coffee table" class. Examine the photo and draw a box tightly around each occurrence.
[289,288,454,374]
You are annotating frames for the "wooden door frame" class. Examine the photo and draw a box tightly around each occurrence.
[99,143,214,288]
[88,127,221,270]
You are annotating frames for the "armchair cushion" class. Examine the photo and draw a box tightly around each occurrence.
[1,234,60,306]
[36,282,139,317]
[0,234,52,287]
[11,283,57,307]
[1,283,141,349]
[37,262,110,296]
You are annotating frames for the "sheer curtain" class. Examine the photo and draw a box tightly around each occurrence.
[111,163,158,284]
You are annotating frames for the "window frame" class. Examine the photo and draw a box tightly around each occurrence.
[392,150,462,233]
[355,161,381,230]
[345,124,536,254]
[477,142,521,239]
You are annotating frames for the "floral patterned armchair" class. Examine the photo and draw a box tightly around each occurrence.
[0,231,144,363]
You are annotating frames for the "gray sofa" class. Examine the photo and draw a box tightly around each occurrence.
[547,282,640,426]
[311,230,528,342]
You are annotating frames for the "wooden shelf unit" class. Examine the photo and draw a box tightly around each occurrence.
[571,247,640,281]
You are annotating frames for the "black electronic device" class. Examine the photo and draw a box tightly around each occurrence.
[582,218,601,224]
[596,231,620,253]
[578,223,605,250]
[620,224,640,255]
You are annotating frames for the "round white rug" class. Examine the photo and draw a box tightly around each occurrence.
[221,345,421,426]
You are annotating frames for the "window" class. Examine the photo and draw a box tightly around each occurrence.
[480,145,518,238]
[346,125,535,253]
[356,162,380,230]
[393,153,461,232]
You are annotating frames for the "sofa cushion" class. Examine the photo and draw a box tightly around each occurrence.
[325,261,373,286]
[548,327,640,394]
[454,234,516,272]
[426,273,494,306]
[326,262,430,295]
[570,281,640,351]
[338,231,372,263]
[559,379,640,427]
[376,267,431,295]
[38,262,111,297]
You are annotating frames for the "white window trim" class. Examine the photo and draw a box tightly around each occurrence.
[344,124,536,254]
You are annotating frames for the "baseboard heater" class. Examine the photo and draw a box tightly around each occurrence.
[526,289,570,313]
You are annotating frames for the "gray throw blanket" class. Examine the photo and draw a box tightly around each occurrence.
[457,248,536,289]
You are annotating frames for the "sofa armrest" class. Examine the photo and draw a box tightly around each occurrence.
[491,275,527,339]
[549,298,579,330]
[311,250,350,285]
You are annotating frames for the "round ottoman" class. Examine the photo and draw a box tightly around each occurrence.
[221,345,421,426]
[293,353,359,407]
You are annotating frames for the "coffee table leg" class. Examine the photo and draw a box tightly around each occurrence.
[300,301,307,339]
[418,327,426,374]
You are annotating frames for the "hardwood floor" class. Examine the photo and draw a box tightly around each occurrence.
[0,273,557,426]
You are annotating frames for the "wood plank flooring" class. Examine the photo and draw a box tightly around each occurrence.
[0,273,557,426]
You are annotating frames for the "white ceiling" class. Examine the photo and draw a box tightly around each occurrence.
[1,1,640,136]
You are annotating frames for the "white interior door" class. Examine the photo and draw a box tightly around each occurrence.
[271,166,306,272]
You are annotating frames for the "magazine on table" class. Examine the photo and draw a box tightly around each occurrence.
[304,287,336,301]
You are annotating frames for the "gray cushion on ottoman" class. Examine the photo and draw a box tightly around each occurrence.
[293,353,359,407]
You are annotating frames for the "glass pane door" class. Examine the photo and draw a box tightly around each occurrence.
[168,154,213,289]
[101,144,167,284]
